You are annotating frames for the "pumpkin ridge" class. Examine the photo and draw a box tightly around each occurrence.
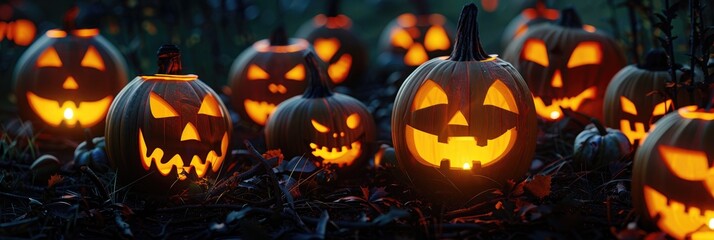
[448,3,489,62]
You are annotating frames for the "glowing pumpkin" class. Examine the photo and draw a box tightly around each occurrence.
[265,52,375,169]
[603,49,696,146]
[500,0,559,48]
[228,26,310,128]
[106,45,232,191]
[391,4,537,199]
[13,27,127,137]
[376,6,455,77]
[632,106,714,240]
[0,2,38,46]
[295,0,367,88]
[502,8,626,121]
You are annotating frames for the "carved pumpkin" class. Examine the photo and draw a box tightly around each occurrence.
[295,0,367,88]
[603,49,696,146]
[228,26,310,128]
[573,118,630,170]
[502,8,626,121]
[106,45,232,191]
[392,4,537,199]
[0,2,38,46]
[500,0,558,48]
[13,27,127,136]
[632,106,714,240]
[376,5,455,77]
[265,52,375,169]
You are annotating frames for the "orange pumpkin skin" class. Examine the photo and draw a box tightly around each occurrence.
[106,46,232,193]
[228,27,311,129]
[265,53,375,170]
[295,0,367,89]
[631,106,714,240]
[13,28,127,137]
[392,4,537,201]
[603,49,696,146]
[502,8,626,121]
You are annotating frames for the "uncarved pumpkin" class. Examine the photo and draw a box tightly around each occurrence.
[106,45,232,192]
[603,49,697,146]
[265,52,375,170]
[13,27,127,137]
[295,0,367,89]
[228,26,311,129]
[631,106,714,240]
[392,4,537,200]
[573,118,630,171]
[502,8,626,121]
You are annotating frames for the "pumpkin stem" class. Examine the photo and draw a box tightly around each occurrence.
[63,6,80,31]
[84,129,95,149]
[589,118,609,136]
[269,25,290,46]
[326,0,340,17]
[303,52,333,98]
[639,49,669,71]
[157,45,182,74]
[448,3,489,62]
[557,7,584,29]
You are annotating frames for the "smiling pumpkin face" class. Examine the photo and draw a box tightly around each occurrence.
[228,38,310,128]
[502,8,625,121]
[13,29,127,134]
[632,106,714,240]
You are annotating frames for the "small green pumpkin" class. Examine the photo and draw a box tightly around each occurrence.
[573,118,630,170]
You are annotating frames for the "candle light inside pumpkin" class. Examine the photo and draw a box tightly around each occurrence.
[63,108,74,120]
[550,111,560,120]
[709,218,714,230]
[462,162,471,170]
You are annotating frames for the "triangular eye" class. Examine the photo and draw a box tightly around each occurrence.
[198,94,223,117]
[149,92,178,118]
[412,79,448,111]
[247,64,269,80]
[314,38,340,62]
[484,80,518,114]
[285,64,305,81]
[659,145,709,181]
[37,47,62,67]
[652,99,672,116]
[390,28,413,49]
[567,41,602,68]
[424,25,450,51]
[620,96,637,115]
[80,46,105,71]
[521,39,549,67]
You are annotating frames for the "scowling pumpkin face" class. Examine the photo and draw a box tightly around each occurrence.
[503,8,625,121]
[228,27,310,128]
[13,28,127,134]
[265,53,375,168]
[106,45,232,191]
[632,106,714,240]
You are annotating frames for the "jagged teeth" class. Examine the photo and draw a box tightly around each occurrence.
[309,142,355,153]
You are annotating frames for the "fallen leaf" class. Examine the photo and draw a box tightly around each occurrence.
[525,175,551,199]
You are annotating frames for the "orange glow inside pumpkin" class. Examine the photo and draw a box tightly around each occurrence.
[550,70,562,88]
[62,76,79,89]
[4,19,36,46]
[253,39,309,53]
[405,79,518,169]
[72,28,99,37]
[247,64,270,80]
[26,92,112,128]
[522,39,549,67]
[36,46,62,67]
[314,38,340,62]
[139,130,229,180]
[582,24,597,33]
[618,97,672,145]
[309,117,363,166]
[46,29,67,38]
[424,25,450,51]
[141,74,198,81]
[314,14,352,29]
[567,41,602,67]
[678,106,714,120]
[284,64,305,81]
[404,43,428,66]
[80,46,105,70]
[180,123,200,141]
[533,87,597,120]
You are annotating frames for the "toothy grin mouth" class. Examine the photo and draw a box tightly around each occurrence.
[244,99,276,125]
[139,129,228,180]
[644,186,714,239]
[533,87,596,120]
[619,120,647,145]
[26,92,112,128]
[309,141,361,166]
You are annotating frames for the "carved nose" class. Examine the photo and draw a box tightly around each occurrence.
[404,43,428,66]
[62,76,79,89]
[551,70,562,88]
[268,84,287,94]
[448,111,468,126]
[181,122,200,141]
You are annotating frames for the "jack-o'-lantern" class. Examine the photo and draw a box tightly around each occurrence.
[502,8,626,121]
[500,0,558,48]
[603,49,696,146]
[106,45,232,192]
[265,52,375,169]
[376,3,455,77]
[13,23,127,137]
[295,0,367,88]
[632,106,714,240]
[392,4,537,200]
[228,26,310,128]
[0,1,38,46]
